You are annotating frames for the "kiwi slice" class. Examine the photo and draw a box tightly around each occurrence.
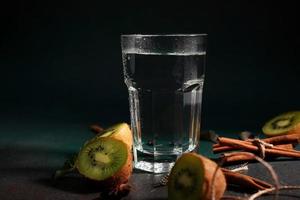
[168,153,226,200]
[76,137,128,181]
[168,153,204,200]
[262,111,300,136]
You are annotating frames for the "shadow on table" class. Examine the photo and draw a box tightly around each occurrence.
[38,177,167,200]
[0,145,167,199]
[37,175,102,194]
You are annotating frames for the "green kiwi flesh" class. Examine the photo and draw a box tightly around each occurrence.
[168,153,204,200]
[262,111,300,136]
[76,137,128,181]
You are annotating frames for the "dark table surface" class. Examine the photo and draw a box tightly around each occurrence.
[1,120,300,200]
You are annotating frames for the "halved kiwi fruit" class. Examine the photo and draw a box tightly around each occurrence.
[76,137,130,181]
[262,111,300,136]
[168,153,226,200]
[55,123,133,198]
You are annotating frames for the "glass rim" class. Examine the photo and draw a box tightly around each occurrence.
[121,33,207,37]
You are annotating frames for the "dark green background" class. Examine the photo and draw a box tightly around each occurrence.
[1,1,300,131]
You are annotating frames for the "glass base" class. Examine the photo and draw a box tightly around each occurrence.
[133,148,180,173]
[134,160,175,174]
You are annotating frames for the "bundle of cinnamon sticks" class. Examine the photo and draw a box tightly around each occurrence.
[213,133,300,164]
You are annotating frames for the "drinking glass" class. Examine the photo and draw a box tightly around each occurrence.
[121,34,207,173]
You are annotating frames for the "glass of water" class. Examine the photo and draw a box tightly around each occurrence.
[121,34,207,173]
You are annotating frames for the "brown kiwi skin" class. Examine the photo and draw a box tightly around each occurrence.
[286,123,300,135]
[197,154,226,200]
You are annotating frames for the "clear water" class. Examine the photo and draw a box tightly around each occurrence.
[123,52,205,173]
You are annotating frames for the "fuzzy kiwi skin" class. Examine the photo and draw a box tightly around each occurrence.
[262,111,300,136]
[200,154,226,200]
[286,124,300,135]
[168,153,226,200]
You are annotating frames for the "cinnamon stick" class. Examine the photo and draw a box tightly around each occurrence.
[90,124,104,134]
[221,145,295,164]
[213,143,294,154]
[213,133,300,153]
[222,168,272,191]
[274,144,294,150]
[222,153,256,163]
[217,137,300,158]
[213,145,237,153]
[260,133,300,145]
